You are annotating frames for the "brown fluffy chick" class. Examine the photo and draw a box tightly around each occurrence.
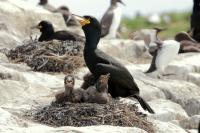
[71,88,85,103]
[84,73,112,104]
[81,72,96,90]
[55,75,74,103]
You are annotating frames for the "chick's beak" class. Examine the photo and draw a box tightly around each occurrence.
[72,14,90,26]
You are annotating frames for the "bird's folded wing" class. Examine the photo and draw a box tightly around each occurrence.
[96,63,138,91]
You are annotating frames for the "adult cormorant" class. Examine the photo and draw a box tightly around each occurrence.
[32,20,84,42]
[75,15,154,113]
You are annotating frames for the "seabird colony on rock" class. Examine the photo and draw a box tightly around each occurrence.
[132,28,200,78]
[32,0,200,114]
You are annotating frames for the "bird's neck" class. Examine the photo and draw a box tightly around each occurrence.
[95,82,108,93]
[84,42,98,52]
[64,86,73,96]
[84,34,100,52]
[111,1,118,6]
[143,32,158,46]
[42,27,54,35]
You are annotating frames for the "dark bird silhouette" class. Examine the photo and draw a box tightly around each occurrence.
[190,0,200,42]
[38,0,56,12]
[32,20,84,42]
[75,15,154,113]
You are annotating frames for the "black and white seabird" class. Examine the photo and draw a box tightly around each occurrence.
[100,0,125,38]
[32,20,84,42]
[190,0,200,42]
[55,6,80,27]
[38,1,79,27]
[133,29,180,76]
[74,15,154,113]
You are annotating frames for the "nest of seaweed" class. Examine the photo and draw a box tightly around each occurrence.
[24,100,154,133]
[7,40,85,73]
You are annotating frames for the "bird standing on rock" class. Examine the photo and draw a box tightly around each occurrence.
[32,20,84,42]
[132,28,180,77]
[74,15,154,113]
[100,0,125,39]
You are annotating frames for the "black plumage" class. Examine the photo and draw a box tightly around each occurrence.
[190,0,200,42]
[35,21,84,42]
[80,16,154,113]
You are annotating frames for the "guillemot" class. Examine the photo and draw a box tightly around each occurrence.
[100,0,125,39]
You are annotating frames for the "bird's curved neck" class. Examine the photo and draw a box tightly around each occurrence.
[41,28,54,36]
[111,1,118,6]
[84,38,99,51]
[84,29,101,51]
[64,86,73,96]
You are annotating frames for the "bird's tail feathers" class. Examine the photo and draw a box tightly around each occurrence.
[133,94,155,114]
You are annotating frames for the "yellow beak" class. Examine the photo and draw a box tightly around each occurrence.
[73,14,90,26]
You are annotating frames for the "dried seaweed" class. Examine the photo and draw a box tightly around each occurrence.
[24,101,154,133]
[7,40,85,73]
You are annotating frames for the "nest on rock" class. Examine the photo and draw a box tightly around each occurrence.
[7,40,85,73]
[24,101,154,133]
